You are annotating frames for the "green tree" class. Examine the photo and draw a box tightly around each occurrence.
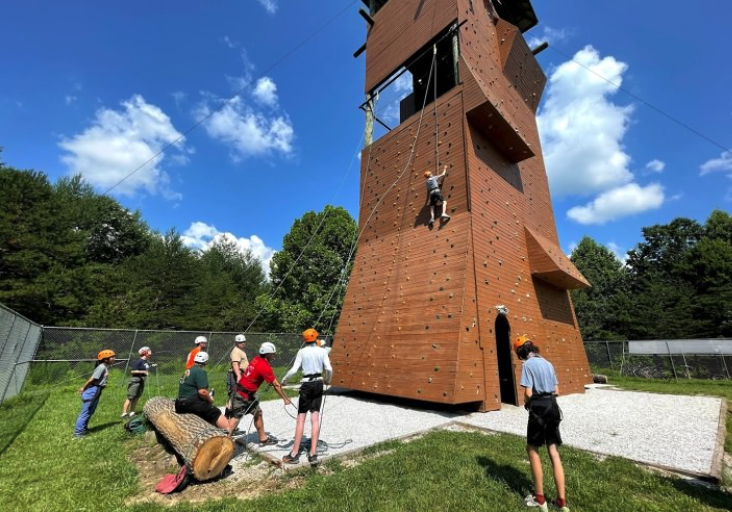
[259,205,357,333]
[570,236,630,340]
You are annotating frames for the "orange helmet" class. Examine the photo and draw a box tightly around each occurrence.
[302,328,319,343]
[423,171,432,178]
[514,335,530,353]
[98,349,116,360]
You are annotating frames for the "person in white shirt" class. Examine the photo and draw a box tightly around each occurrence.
[281,328,332,466]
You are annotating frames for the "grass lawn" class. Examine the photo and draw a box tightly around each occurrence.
[0,370,730,511]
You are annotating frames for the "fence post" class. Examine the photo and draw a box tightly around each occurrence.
[722,356,730,380]
[680,353,690,379]
[120,330,138,386]
[666,341,678,381]
[605,341,612,369]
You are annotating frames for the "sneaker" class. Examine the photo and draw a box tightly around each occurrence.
[307,453,320,466]
[524,495,548,511]
[129,412,136,418]
[259,436,278,447]
[559,508,570,512]
[72,434,87,440]
[441,214,451,221]
[121,413,129,418]
[428,219,435,227]
[282,453,299,464]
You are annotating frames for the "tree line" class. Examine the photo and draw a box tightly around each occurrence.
[2,152,729,340]
[0,153,356,332]
[570,210,732,340]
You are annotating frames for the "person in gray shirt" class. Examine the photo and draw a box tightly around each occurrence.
[424,165,451,227]
[515,335,569,512]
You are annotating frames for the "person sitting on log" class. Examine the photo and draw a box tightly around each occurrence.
[122,346,153,418]
[280,328,333,466]
[229,342,292,446]
[185,335,208,369]
[424,164,450,227]
[175,351,238,433]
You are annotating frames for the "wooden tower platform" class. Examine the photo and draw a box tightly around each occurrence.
[330,0,592,411]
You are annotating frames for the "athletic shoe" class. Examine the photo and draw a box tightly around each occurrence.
[441,214,451,221]
[259,436,278,446]
[308,453,320,466]
[524,495,548,511]
[559,508,569,512]
[129,412,136,418]
[428,219,435,227]
[121,413,129,418]
[282,453,299,464]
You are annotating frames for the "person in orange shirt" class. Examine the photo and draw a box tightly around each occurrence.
[186,336,208,369]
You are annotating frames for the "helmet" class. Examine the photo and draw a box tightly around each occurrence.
[259,342,277,355]
[98,349,115,360]
[423,171,431,178]
[138,346,151,355]
[235,334,246,343]
[194,351,209,364]
[302,328,319,343]
[195,335,207,345]
[514,335,530,353]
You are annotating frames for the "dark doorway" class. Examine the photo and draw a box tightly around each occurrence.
[495,315,517,405]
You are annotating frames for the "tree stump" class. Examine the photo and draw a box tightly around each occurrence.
[143,397,234,481]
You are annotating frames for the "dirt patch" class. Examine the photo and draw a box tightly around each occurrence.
[124,432,308,507]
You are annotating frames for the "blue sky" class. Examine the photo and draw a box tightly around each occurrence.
[1,0,730,270]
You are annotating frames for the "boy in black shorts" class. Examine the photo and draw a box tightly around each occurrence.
[424,165,450,226]
[280,328,333,465]
[515,335,569,512]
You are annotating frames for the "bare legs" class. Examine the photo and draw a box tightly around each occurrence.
[122,397,139,416]
[527,444,566,504]
[288,411,320,458]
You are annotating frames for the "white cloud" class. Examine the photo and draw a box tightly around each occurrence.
[645,159,665,173]
[181,221,275,277]
[256,0,278,14]
[700,151,732,175]
[567,183,664,225]
[252,77,278,106]
[195,93,293,161]
[526,26,569,49]
[59,95,190,198]
[537,46,634,198]
[65,95,78,106]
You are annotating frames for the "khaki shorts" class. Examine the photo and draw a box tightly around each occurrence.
[126,377,145,400]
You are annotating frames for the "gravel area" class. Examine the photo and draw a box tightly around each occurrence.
[240,387,723,476]
[460,388,722,476]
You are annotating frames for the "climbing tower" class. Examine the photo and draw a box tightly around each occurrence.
[330,0,592,411]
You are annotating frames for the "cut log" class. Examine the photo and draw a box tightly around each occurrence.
[143,397,234,481]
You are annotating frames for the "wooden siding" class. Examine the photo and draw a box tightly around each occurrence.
[331,0,592,409]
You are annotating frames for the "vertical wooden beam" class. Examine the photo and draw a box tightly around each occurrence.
[364,92,375,147]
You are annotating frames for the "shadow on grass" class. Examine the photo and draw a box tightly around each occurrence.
[477,455,533,497]
[671,478,732,509]
[0,390,50,457]
[88,421,120,434]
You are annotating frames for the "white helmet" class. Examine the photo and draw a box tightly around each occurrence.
[194,351,209,364]
[138,346,151,355]
[259,342,276,355]
[195,335,207,345]
[235,334,246,343]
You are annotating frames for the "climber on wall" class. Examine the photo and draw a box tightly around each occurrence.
[424,164,450,227]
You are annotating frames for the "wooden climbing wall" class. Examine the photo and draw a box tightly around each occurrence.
[331,0,592,410]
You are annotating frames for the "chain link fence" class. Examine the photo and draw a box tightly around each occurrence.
[0,304,43,403]
[1,302,333,404]
[584,339,732,380]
